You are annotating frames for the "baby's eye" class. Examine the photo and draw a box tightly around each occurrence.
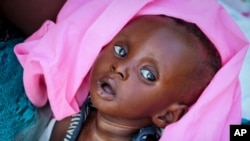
[140,69,156,82]
[114,45,127,58]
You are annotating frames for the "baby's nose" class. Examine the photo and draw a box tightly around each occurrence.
[110,62,129,80]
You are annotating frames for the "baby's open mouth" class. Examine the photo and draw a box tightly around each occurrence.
[101,82,115,96]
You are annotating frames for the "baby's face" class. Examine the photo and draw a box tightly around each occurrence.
[90,15,201,127]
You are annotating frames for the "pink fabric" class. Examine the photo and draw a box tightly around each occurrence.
[14,0,250,140]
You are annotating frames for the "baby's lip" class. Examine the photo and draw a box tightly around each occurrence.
[97,76,116,100]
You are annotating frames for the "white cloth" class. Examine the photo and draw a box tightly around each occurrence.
[38,118,56,141]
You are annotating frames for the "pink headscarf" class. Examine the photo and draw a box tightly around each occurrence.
[14,0,249,140]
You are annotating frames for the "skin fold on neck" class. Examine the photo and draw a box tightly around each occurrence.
[78,110,141,141]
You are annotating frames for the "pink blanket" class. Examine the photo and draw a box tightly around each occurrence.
[14,0,250,140]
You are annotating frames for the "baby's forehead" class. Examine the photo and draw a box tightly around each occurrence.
[119,15,197,41]
[117,15,200,48]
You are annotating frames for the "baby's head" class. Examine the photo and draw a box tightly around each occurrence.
[90,15,221,128]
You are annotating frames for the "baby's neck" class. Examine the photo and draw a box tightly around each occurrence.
[78,110,139,141]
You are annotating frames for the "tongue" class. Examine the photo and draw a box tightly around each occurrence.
[103,84,114,95]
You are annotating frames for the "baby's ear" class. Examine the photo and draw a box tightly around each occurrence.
[152,103,187,128]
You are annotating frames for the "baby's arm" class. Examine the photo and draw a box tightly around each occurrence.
[0,0,66,36]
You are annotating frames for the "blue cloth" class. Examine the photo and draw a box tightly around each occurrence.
[0,38,51,141]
